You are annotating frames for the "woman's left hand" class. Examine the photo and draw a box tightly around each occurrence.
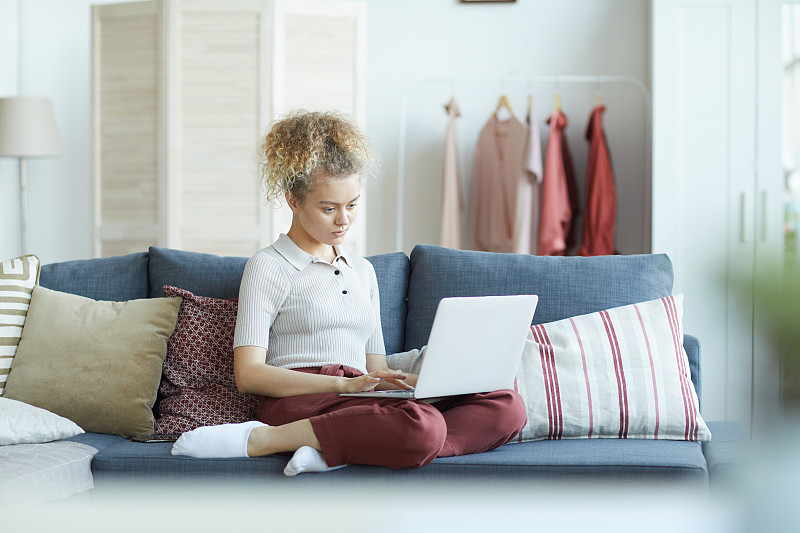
[365,354,418,390]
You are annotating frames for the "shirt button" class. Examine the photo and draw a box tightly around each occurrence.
[342,290,348,295]
[334,270,340,275]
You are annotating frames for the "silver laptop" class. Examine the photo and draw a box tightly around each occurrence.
[341,294,538,400]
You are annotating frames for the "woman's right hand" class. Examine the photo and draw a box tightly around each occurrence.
[340,370,411,393]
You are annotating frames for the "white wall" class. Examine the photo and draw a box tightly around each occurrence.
[1,0,94,263]
[0,0,136,263]
[365,0,651,255]
[0,0,650,262]
[0,0,21,258]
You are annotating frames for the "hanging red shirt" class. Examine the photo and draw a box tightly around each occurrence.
[579,105,617,256]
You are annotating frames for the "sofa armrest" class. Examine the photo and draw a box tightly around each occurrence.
[703,421,749,485]
[386,347,426,374]
[683,334,701,405]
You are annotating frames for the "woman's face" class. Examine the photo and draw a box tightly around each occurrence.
[286,173,361,255]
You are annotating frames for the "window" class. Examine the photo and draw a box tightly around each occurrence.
[783,5,800,265]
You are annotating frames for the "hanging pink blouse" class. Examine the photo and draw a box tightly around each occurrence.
[538,110,573,256]
[440,97,463,249]
[470,114,530,253]
[524,98,544,254]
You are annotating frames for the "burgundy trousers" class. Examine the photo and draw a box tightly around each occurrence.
[257,365,527,469]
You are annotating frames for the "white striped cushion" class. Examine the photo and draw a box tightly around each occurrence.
[514,294,711,442]
[0,255,40,396]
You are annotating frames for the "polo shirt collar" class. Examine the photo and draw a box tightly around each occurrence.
[273,233,352,271]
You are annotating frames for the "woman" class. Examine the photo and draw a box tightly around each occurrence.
[172,110,526,476]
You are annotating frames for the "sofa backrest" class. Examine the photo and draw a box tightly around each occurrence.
[365,252,410,355]
[145,247,410,356]
[39,252,149,300]
[404,246,675,349]
[147,247,247,299]
[41,246,411,358]
[401,245,702,401]
[38,245,701,403]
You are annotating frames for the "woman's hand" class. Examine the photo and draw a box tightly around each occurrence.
[340,370,414,393]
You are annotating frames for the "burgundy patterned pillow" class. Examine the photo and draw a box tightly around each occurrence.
[154,285,258,434]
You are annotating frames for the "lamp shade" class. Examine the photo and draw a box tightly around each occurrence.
[0,97,61,157]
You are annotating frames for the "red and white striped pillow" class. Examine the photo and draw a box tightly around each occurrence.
[514,294,711,442]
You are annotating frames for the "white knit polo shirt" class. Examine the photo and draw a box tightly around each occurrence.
[233,234,385,374]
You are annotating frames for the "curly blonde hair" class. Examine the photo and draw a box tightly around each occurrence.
[258,110,377,203]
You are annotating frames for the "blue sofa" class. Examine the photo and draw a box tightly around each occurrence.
[37,244,744,487]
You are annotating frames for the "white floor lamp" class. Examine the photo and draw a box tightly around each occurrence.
[0,97,61,254]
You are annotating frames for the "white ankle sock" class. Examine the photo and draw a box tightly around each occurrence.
[283,446,346,477]
[171,421,266,458]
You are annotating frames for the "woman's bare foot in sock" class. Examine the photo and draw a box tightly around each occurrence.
[283,446,345,476]
[171,421,266,458]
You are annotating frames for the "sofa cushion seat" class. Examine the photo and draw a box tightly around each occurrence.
[88,439,288,482]
[427,439,707,480]
[66,432,128,453]
[82,433,707,484]
[703,421,749,484]
[330,440,706,482]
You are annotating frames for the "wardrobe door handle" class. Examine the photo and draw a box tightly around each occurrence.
[740,191,750,243]
[760,190,769,242]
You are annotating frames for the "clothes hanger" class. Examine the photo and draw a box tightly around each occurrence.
[494,94,514,116]
[444,96,461,117]
[444,79,460,116]
[553,93,561,113]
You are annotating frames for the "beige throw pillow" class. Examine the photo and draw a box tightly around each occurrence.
[4,286,181,437]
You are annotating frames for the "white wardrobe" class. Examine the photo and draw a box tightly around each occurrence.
[91,0,367,258]
[651,0,788,429]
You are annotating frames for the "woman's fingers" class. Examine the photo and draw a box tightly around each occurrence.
[382,378,414,390]
[344,371,411,393]
[370,370,413,391]
[375,370,407,380]
[359,375,381,391]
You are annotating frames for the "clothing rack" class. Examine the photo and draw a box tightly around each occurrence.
[394,74,652,252]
